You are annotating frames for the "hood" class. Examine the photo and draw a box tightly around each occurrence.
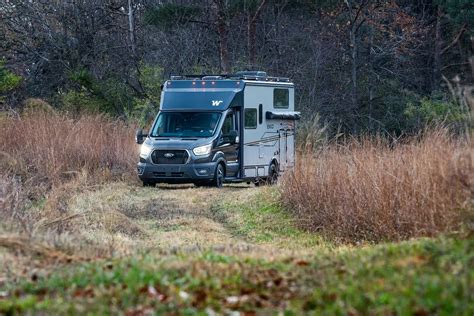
[144,137,213,150]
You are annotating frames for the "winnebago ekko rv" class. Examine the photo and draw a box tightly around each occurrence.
[135,71,300,187]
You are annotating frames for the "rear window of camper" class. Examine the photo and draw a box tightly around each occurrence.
[273,89,289,108]
[245,109,257,129]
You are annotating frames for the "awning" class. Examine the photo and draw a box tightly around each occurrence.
[265,111,301,120]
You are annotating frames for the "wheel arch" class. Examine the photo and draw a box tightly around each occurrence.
[212,151,228,177]
[268,157,280,173]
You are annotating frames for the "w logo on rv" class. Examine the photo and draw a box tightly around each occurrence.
[211,100,223,106]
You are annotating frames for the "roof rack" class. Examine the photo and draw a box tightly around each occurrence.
[169,71,291,83]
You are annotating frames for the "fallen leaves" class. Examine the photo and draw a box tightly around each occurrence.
[294,259,310,266]
[73,286,95,299]
[138,285,167,302]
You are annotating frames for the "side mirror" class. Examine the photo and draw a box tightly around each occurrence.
[229,130,239,144]
[135,129,148,144]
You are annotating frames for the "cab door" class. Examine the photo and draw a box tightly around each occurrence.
[217,111,240,177]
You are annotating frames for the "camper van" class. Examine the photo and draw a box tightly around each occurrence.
[135,71,300,187]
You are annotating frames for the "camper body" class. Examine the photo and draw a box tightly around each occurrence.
[135,71,300,187]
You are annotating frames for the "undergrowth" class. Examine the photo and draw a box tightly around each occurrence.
[282,129,472,243]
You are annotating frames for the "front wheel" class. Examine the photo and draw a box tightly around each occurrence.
[212,164,225,188]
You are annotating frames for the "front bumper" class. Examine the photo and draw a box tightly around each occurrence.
[137,161,217,183]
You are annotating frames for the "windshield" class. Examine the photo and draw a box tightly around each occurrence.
[150,112,221,138]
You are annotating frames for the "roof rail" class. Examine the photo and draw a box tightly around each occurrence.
[169,71,291,83]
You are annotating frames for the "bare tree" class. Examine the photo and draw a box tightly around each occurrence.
[247,0,267,68]
[345,0,368,113]
[211,0,231,73]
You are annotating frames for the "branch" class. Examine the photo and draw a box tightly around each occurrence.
[250,0,268,24]
[355,17,366,33]
[441,23,467,55]
[441,62,470,70]
[441,74,456,101]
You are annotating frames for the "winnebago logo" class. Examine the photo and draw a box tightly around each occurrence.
[164,153,175,158]
[211,100,223,106]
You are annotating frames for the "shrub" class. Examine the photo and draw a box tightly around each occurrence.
[23,98,56,115]
[0,61,21,94]
[61,90,110,115]
[405,95,469,131]
[0,61,22,105]
[281,129,471,242]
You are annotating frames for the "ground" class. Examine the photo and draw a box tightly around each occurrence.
[0,183,472,315]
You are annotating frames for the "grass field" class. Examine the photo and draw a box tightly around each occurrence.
[1,113,472,314]
[2,238,472,315]
[1,184,473,315]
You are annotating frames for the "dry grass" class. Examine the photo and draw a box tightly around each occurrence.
[0,110,137,185]
[0,235,78,262]
[281,129,472,242]
[0,110,264,268]
[0,110,138,228]
[0,110,142,273]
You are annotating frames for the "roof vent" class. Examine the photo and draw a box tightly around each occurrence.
[235,71,267,78]
[202,76,223,80]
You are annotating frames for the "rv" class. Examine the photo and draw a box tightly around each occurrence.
[135,71,300,187]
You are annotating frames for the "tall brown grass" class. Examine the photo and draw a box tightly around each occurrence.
[281,130,472,242]
[0,110,138,231]
[1,110,137,184]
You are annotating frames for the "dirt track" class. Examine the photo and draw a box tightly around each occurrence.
[65,183,266,254]
[0,182,321,281]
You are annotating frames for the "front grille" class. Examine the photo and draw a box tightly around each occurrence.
[153,172,184,178]
[151,150,189,164]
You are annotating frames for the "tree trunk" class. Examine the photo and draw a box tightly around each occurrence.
[368,25,374,131]
[346,0,362,114]
[432,6,443,91]
[247,15,257,68]
[128,0,136,58]
[247,0,267,69]
[349,24,358,111]
[213,0,231,74]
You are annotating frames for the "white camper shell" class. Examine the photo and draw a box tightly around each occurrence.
[239,78,297,179]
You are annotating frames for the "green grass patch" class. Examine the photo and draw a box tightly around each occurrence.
[211,187,328,248]
[1,236,472,315]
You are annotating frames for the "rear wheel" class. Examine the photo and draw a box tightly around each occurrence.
[212,163,225,188]
[267,163,279,185]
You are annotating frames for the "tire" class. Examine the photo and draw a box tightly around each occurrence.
[142,181,155,187]
[212,163,225,188]
[267,163,279,185]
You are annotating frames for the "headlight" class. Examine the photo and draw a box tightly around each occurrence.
[193,144,212,156]
[139,143,153,158]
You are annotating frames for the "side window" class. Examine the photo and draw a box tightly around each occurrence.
[244,108,257,129]
[273,89,289,108]
[222,113,233,135]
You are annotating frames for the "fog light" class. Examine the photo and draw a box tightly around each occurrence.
[137,167,144,175]
[197,168,209,175]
